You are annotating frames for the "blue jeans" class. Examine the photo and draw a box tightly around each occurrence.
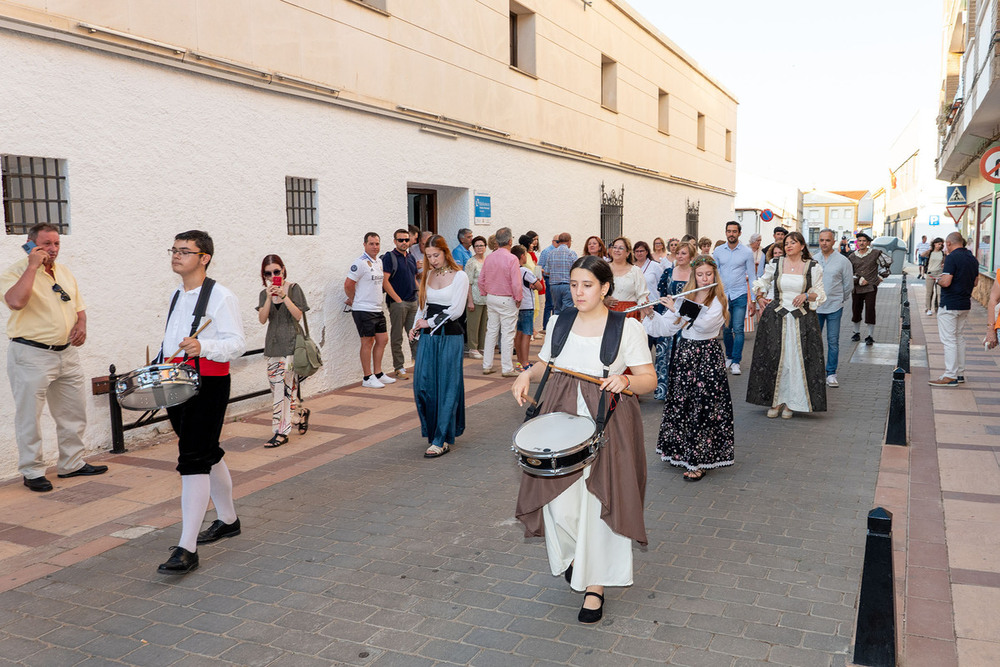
[549,283,573,315]
[542,277,553,330]
[722,294,747,364]
[817,308,843,376]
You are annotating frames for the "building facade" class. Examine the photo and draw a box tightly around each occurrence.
[0,0,737,477]
[936,0,999,303]
[802,190,867,245]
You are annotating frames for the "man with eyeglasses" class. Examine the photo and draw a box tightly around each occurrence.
[157,230,246,574]
[382,229,419,379]
[2,223,107,492]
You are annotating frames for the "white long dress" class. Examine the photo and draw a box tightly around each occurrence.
[751,262,826,411]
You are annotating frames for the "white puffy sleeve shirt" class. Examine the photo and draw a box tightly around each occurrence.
[642,298,725,340]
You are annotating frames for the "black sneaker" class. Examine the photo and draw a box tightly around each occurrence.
[865,336,874,346]
[851,333,861,342]
[197,518,241,545]
[957,376,965,384]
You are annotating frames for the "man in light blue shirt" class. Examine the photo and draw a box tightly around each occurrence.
[452,228,473,267]
[815,228,855,388]
[713,221,758,375]
[537,234,559,330]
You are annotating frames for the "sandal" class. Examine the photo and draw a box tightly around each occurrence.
[298,408,311,435]
[424,444,450,458]
[683,469,705,482]
[264,434,289,448]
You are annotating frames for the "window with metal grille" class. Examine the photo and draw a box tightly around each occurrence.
[686,199,700,239]
[600,182,623,243]
[285,177,317,235]
[2,155,69,235]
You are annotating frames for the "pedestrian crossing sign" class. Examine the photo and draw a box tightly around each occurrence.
[946,185,967,205]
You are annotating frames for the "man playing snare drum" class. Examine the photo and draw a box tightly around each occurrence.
[157,230,246,575]
[2,223,108,492]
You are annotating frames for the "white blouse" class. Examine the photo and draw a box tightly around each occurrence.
[415,271,470,329]
[643,298,726,341]
[637,259,664,300]
[611,265,651,303]
[538,314,652,377]
[752,258,826,311]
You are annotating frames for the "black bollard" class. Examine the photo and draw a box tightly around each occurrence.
[897,330,910,374]
[854,508,896,666]
[108,364,127,454]
[885,367,906,445]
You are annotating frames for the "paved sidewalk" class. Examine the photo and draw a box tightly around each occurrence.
[872,274,1000,667]
[0,283,942,666]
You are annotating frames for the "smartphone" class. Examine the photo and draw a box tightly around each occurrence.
[272,275,282,287]
[22,240,36,254]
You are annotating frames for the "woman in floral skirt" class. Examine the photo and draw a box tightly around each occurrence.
[643,255,734,481]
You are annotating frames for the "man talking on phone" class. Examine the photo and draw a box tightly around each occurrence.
[1,223,107,492]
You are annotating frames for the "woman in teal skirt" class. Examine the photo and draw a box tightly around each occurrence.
[409,235,470,458]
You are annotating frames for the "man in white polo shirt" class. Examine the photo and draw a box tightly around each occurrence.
[344,232,396,389]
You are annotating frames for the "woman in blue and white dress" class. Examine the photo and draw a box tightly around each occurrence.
[409,235,470,458]
[651,239,696,401]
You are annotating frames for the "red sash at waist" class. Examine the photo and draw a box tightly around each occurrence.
[608,300,643,320]
[167,357,230,376]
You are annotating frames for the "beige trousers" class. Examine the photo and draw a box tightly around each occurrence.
[8,342,87,479]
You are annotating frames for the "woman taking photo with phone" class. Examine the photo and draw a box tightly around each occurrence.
[512,256,655,626]
[257,255,310,448]
[409,235,470,458]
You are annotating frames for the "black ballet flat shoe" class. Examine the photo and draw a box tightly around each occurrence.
[564,563,573,585]
[578,591,605,624]
[851,332,861,342]
[264,434,288,449]
[298,408,311,435]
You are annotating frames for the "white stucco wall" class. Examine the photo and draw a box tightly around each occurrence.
[0,31,732,480]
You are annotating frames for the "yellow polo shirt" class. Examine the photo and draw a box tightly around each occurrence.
[0,257,85,346]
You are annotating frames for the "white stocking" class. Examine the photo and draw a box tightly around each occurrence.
[179,475,210,552]
[209,460,237,524]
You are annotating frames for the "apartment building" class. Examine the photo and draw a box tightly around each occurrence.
[936,0,999,302]
[0,0,737,473]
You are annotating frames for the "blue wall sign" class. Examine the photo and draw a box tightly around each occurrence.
[474,195,491,218]
[928,215,940,226]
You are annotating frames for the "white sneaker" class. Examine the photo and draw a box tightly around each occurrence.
[730,363,741,375]
[826,374,839,387]
[725,358,733,369]
[469,350,483,359]
[925,309,933,316]
[362,376,384,389]
[376,373,396,385]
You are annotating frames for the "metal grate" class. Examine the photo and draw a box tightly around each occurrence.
[285,176,317,235]
[2,155,69,235]
[686,198,700,239]
[600,182,623,243]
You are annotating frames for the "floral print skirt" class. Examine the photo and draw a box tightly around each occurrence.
[656,338,735,471]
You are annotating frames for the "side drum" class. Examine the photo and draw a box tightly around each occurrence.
[116,363,200,411]
[512,412,605,477]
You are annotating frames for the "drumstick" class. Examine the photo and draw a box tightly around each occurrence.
[551,365,635,396]
[167,319,213,360]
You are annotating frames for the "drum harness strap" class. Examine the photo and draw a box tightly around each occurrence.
[524,308,626,437]
[155,278,217,375]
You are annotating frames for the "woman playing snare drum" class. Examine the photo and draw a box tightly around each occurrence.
[512,256,655,625]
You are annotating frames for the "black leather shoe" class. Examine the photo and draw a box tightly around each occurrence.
[564,563,573,585]
[57,463,108,478]
[578,591,605,624]
[23,476,53,492]
[865,336,874,346]
[851,332,861,342]
[197,518,241,545]
[157,546,198,575]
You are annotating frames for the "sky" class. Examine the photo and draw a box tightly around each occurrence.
[625,0,943,194]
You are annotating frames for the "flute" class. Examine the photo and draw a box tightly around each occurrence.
[621,283,717,313]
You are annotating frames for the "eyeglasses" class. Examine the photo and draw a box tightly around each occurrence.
[691,256,717,268]
[52,283,71,302]
[394,237,409,243]
[263,270,283,277]
[168,248,205,257]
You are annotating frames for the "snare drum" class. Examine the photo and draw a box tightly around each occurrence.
[512,412,605,477]
[116,363,200,411]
